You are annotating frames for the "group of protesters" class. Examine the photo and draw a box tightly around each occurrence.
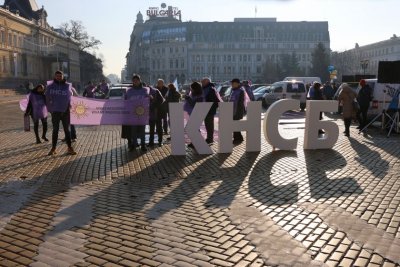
[25,69,373,155]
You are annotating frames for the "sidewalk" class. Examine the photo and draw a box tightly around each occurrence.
[0,102,399,266]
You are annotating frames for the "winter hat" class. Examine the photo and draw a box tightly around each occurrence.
[360,79,366,86]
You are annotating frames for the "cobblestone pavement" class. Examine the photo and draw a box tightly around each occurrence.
[0,99,400,267]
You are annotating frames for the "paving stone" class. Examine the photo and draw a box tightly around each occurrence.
[0,108,400,267]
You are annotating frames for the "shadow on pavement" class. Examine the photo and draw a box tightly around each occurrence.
[304,149,364,200]
[248,150,299,206]
[348,137,389,179]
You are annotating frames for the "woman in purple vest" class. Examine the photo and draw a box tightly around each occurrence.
[25,84,48,144]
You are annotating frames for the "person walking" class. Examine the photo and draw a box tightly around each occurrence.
[125,74,150,152]
[229,79,247,144]
[99,79,110,96]
[25,84,48,144]
[82,81,96,98]
[155,79,169,134]
[45,70,76,156]
[166,83,181,127]
[184,82,204,148]
[356,79,372,129]
[201,77,222,144]
[242,80,255,101]
[148,86,165,147]
[338,83,357,137]
[323,81,335,100]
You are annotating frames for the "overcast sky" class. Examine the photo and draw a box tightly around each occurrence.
[38,0,400,76]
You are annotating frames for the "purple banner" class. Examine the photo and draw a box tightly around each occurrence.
[70,96,149,125]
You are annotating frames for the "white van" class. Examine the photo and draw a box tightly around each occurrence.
[263,81,307,110]
[283,77,322,85]
[363,79,400,116]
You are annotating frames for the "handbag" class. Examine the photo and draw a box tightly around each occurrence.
[24,114,30,132]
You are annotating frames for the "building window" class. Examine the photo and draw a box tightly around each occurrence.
[8,33,12,46]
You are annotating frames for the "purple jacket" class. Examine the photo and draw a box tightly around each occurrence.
[27,92,48,120]
[229,87,246,120]
[45,80,72,113]
[184,94,204,115]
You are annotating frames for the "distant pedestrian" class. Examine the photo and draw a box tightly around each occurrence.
[201,77,222,144]
[45,70,76,156]
[184,82,204,148]
[99,79,110,96]
[356,79,372,129]
[83,81,96,98]
[311,82,324,134]
[242,80,255,101]
[229,79,247,144]
[184,82,204,115]
[148,86,165,147]
[323,81,335,100]
[25,84,48,144]
[156,79,169,134]
[338,83,357,137]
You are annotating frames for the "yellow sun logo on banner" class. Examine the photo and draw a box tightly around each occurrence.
[135,105,146,116]
[71,101,89,119]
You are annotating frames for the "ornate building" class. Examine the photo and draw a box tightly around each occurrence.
[333,35,400,79]
[0,0,80,89]
[125,4,330,85]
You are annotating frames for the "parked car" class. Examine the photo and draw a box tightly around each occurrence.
[107,85,129,99]
[216,84,231,98]
[253,86,270,101]
[283,77,321,85]
[249,84,267,91]
[262,81,307,110]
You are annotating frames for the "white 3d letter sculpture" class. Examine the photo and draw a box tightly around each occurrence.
[303,100,339,149]
[264,99,299,150]
[170,102,213,155]
[218,102,262,153]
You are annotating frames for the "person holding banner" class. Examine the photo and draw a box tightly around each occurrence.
[125,74,150,152]
[45,70,77,156]
[25,84,48,144]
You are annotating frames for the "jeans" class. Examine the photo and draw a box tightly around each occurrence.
[51,112,71,149]
[33,117,47,140]
[204,114,215,142]
[149,119,163,144]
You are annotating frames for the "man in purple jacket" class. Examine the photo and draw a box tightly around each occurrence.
[45,70,77,156]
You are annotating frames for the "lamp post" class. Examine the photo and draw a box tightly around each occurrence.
[360,59,369,75]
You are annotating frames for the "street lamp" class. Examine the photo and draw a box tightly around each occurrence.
[360,59,369,75]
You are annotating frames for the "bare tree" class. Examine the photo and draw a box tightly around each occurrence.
[60,20,101,51]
